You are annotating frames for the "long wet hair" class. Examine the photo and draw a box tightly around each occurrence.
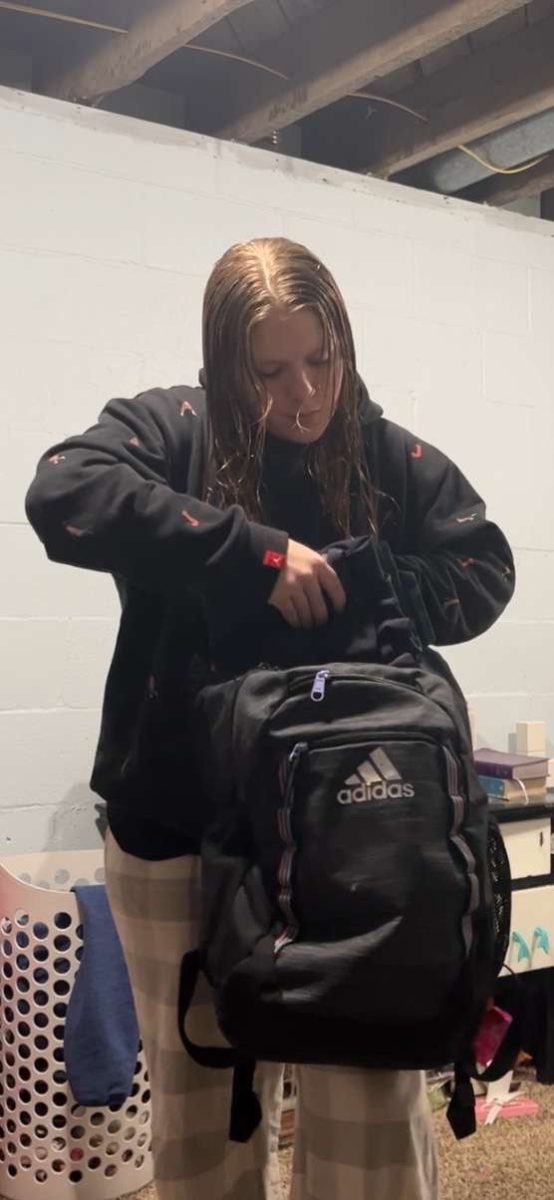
[202,237,376,537]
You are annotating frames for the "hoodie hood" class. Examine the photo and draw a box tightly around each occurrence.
[358,377,383,426]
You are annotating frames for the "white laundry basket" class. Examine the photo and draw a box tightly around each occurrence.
[0,850,153,1200]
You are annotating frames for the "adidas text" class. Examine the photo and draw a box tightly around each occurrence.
[337,749,414,804]
[338,780,415,804]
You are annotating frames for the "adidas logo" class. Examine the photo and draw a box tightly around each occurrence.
[337,748,415,805]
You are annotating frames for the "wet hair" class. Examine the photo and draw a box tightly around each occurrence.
[202,236,376,536]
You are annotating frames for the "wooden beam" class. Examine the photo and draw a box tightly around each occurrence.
[457,153,554,206]
[45,0,253,104]
[214,0,530,145]
[364,14,554,178]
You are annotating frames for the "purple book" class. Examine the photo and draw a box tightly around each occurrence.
[474,748,548,781]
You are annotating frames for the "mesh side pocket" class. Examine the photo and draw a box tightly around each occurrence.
[487,818,512,979]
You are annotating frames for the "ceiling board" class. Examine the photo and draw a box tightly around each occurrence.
[228,0,292,54]
[468,6,526,47]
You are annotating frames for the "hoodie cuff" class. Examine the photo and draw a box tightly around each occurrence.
[204,521,289,631]
[246,522,289,606]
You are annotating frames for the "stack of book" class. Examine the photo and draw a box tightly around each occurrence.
[474,748,549,803]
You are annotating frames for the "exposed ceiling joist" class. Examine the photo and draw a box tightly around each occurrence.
[363,14,554,178]
[458,152,554,205]
[45,0,253,105]
[214,0,531,145]
[0,1,124,34]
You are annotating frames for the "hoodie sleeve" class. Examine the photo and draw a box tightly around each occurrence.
[376,428,515,646]
[25,386,288,616]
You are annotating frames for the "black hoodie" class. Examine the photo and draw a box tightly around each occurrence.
[25,380,515,858]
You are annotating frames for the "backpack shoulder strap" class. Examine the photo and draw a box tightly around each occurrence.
[178,951,262,1143]
[447,1063,476,1139]
[178,951,234,1069]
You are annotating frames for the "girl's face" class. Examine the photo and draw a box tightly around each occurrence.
[250,307,343,444]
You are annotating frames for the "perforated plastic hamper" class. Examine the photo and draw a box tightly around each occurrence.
[0,850,153,1199]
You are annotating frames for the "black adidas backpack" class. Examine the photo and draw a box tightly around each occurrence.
[179,539,511,1141]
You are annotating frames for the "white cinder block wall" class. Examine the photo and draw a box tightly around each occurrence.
[1,86,553,853]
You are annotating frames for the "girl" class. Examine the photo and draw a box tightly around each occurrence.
[26,237,514,1200]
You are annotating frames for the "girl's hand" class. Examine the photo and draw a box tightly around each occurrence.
[268,539,346,629]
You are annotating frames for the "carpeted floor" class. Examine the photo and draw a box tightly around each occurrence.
[2,1081,551,1200]
[121,1080,554,1200]
[432,1080,554,1200]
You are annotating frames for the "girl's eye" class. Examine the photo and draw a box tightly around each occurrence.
[258,367,282,380]
[258,357,329,380]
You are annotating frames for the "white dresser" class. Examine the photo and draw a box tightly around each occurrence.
[494,801,554,976]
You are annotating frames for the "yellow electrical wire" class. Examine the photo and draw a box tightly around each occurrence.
[0,0,125,33]
[181,44,430,123]
[349,91,429,123]
[185,44,289,82]
[345,89,548,175]
[0,5,546,179]
[456,142,548,176]
[181,43,549,179]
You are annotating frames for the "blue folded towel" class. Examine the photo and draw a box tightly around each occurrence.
[64,884,140,1107]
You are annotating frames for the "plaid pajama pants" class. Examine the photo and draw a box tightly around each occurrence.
[105,830,439,1200]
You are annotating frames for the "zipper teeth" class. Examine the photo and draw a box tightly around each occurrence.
[289,672,420,695]
[443,745,480,957]
[274,743,305,956]
[290,732,441,752]
[286,673,459,740]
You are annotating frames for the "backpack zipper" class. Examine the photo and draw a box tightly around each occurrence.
[275,741,307,956]
[298,668,461,747]
[262,664,457,748]
[444,745,479,957]
[299,730,441,753]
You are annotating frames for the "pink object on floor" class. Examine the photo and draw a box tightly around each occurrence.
[475,1095,540,1123]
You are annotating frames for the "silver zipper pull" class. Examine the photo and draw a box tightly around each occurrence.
[311,669,330,702]
[289,741,307,765]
